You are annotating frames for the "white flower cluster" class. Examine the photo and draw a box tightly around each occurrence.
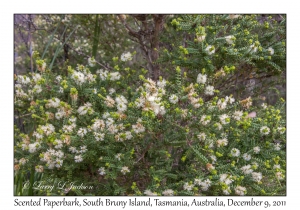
[235,186,247,196]
[162,189,174,196]
[197,73,207,84]
[120,166,130,175]
[194,178,212,191]
[40,149,64,169]
[77,103,94,115]
[120,52,133,62]
[217,96,235,110]
[216,138,228,147]
[116,95,128,112]
[135,78,167,116]
[186,84,203,108]
[132,118,145,134]
[144,190,158,196]
[260,126,270,135]
[96,69,121,81]
[88,57,96,67]
[183,182,194,191]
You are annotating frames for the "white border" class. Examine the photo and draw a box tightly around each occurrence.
[2,1,298,209]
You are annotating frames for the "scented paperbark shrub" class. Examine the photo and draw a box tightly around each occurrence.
[14,61,286,196]
[14,14,286,196]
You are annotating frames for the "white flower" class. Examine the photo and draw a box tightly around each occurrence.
[197,35,206,42]
[97,69,108,80]
[225,35,235,44]
[77,128,87,137]
[125,131,133,140]
[205,45,215,55]
[33,131,43,140]
[144,190,157,196]
[19,158,27,165]
[109,88,116,95]
[232,111,243,120]
[242,153,251,161]
[231,148,240,157]
[92,119,105,131]
[54,140,63,149]
[205,85,214,95]
[240,165,253,175]
[56,75,62,82]
[74,155,83,163]
[253,146,260,154]
[110,72,121,81]
[46,98,60,108]
[219,174,234,185]
[261,103,267,109]
[183,182,194,191]
[120,166,130,175]
[80,145,87,153]
[217,99,227,110]
[41,124,55,136]
[210,155,217,164]
[28,142,41,153]
[106,118,115,127]
[102,112,110,119]
[157,79,167,88]
[54,150,64,159]
[200,115,211,125]
[252,172,262,183]
[277,127,286,134]
[219,114,230,124]
[55,109,65,120]
[86,73,96,83]
[120,52,133,62]
[169,94,179,104]
[199,179,211,191]
[223,189,231,195]
[17,75,30,85]
[32,85,42,94]
[55,159,63,168]
[104,96,115,108]
[225,96,235,104]
[197,132,206,141]
[98,167,106,175]
[216,138,228,147]
[107,124,118,134]
[115,153,122,161]
[94,132,105,141]
[132,121,145,133]
[63,124,76,133]
[249,44,258,53]
[273,164,281,169]
[88,57,96,67]
[71,71,86,85]
[275,171,284,180]
[260,126,270,135]
[58,87,64,93]
[267,47,274,55]
[274,143,281,151]
[35,165,44,173]
[69,147,78,153]
[197,73,207,84]
[117,103,127,112]
[32,73,42,83]
[235,186,247,196]
[162,189,174,196]
[214,122,223,130]
[229,14,240,19]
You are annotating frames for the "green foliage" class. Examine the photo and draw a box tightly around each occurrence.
[14,14,286,196]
